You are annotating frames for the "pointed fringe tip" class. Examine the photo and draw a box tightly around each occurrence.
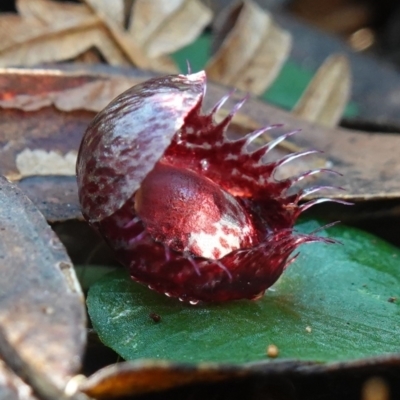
[244,125,281,147]
[264,129,301,153]
[229,96,249,117]
[309,220,341,235]
[274,149,322,169]
[298,185,346,200]
[210,89,236,114]
[292,168,343,185]
[299,198,353,214]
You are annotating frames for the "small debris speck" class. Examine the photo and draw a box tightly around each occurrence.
[362,377,389,400]
[266,344,279,358]
[388,297,397,303]
[42,306,54,315]
[149,312,161,322]
[305,326,312,333]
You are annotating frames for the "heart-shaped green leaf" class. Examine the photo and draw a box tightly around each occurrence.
[87,221,400,364]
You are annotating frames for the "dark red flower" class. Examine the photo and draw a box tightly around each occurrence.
[77,71,343,303]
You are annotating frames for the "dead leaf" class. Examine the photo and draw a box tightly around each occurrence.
[206,1,291,95]
[16,149,77,177]
[17,176,81,223]
[80,357,400,399]
[0,327,90,400]
[0,105,92,181]
[290,1,371,36]
[83,0,125,27]
[0,359,37,400]
[82,0,213,74]
[0,0,205,73]
[80,360,246,398]
[293,54,351,127]
[0,0,130,67]
[0,177,86,390]
[80,0,160,70]
[129,0,213,58]
[0,69,144,112]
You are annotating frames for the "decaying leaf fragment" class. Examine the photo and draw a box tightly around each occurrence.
[0,0,131,67]
[17,176,82,223]
[0,68,144,113]
[80,360,245,399]
[16,149,77,177]
[0,176,86,390]
[129,0,212,58]
[206,0,291,95]
[80,0,176,72]
[0,0,212,73]
[0,359,37,400]
[293,54,351,127]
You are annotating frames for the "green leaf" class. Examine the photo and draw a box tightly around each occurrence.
[87,221,400,364]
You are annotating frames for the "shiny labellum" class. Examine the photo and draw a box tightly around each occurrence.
[77,71,343,303]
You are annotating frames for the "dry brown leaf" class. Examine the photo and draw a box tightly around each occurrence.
[0,328,89,400]
[86,0,125,27]
[293,54,351,127]
[0,176,86,390]
[82,0,190,73]
[206,1,291,95]
[0,0,130,67]
[81,0,157,70]
[16,149,77,177]
[17,176,82,223]
[0,0,199,73]
[129,0,213,58]
[0,359,37,400]
[79,356,400,399]
[0,69,143,113]
[80,360,245,398]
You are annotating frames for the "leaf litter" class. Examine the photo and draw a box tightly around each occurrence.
[0,0,399,398]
